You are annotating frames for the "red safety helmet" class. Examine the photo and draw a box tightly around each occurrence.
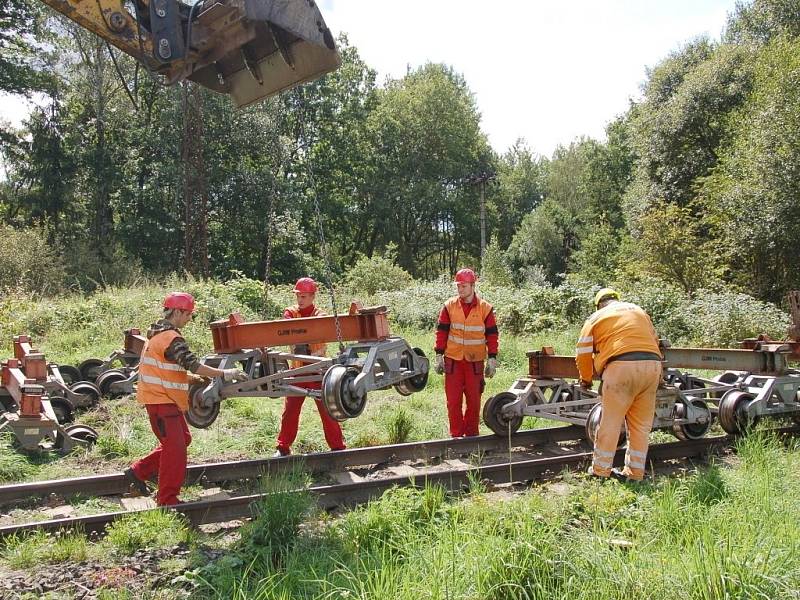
[163,291,195,312]
[454,268,477,283]
[293,277,318,294]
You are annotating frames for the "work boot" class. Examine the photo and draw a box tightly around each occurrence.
[610,468,645,483]
[124,467,151,496]
[586,466,608,480]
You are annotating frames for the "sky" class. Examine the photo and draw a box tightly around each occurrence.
[0,0,739,158]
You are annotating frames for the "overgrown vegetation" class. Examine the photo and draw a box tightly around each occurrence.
[177,432,800,599]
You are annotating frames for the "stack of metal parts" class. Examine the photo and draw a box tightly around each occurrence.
[0,336,99,452]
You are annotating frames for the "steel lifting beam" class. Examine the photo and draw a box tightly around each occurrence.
[210,309,391,354]
[527,343,794,379]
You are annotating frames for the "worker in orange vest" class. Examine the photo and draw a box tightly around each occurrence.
[126,292,249,506]
[434,268,499,437]
[274,277,346,457]
[577,288,662,482]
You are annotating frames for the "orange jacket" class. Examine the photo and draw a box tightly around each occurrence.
[575,301,661,383]
[286,305,327,368]
[444,296,494,362]
[137,329,190,412]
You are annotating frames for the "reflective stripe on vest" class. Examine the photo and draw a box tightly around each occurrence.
[444,296,493,362]
[137,329,190,411]
[287,305,326,367]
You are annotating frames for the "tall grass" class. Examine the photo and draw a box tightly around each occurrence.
[187,433,800,599]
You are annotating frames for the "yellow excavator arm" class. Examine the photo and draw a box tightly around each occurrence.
[41,0,341,107]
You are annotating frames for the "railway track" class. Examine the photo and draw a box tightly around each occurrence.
[2,425,796,538]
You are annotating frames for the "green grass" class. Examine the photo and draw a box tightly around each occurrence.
[104,509,193,555]
[183,431,800,599]
[1,529,88,568]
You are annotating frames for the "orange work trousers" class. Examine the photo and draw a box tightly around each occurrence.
[591,360,662,480]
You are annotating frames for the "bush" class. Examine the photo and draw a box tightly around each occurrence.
[343,245,414,296]
[0,225,64,295]
[687,290,790,346]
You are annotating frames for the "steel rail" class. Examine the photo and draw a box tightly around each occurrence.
[0,426,586,505]
[6,428,796,538]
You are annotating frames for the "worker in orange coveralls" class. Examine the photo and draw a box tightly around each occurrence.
[126,292,249,506]
[577,288,662,482]
[434,268,499,437]
[274,277,346,457]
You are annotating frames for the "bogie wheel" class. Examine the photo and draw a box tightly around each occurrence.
[186,383,221,429]
[711,371,743,399]
[585,404,626,447]
[50,397,74,425]
[482,392,523,437]
[57,365,82,386]
[718,390,755,435]
[672,398,712,441]
[68,382,101,408]
[323,366,367,422]
[96,369,129,397]
[56,424,99,450]
[78,358,105,383]
[394,347,429,396]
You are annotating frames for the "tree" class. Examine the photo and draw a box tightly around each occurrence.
[624,40,754,229]
[0,0,48,94]
[364,63,491,276]
[630,203,720,295]
[698,35,800,301]
[490,140,547,247]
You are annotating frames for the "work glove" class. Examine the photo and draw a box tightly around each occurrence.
[484,357,497,378]
[434,353,445,375]
[579,379,593,391]
[222,368,250,382]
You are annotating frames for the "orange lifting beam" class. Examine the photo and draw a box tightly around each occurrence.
[210,308,391,354]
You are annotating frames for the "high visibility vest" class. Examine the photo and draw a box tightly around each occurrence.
[137,329,190,412]
[444,296,493,362]
[575,301,661,382]
[287,305,327,368]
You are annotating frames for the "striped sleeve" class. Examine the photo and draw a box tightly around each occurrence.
[484,309,499,357]
[434,306,450,354]
[164,337,200,373]
[575,319,594,382]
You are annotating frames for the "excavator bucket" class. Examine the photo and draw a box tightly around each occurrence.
[184,0,341,107]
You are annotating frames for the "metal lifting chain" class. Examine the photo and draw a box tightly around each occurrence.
[294,88,345,353]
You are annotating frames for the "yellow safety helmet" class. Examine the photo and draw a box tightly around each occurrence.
[593,287,620,310]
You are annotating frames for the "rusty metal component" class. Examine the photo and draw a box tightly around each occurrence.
[39,0,341,107]
[0,359,97,452]
[528,343,794,379]
[788,290,800,339]
[740,291,800,360]
[210,309,391,354]
[12,336,99,411]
